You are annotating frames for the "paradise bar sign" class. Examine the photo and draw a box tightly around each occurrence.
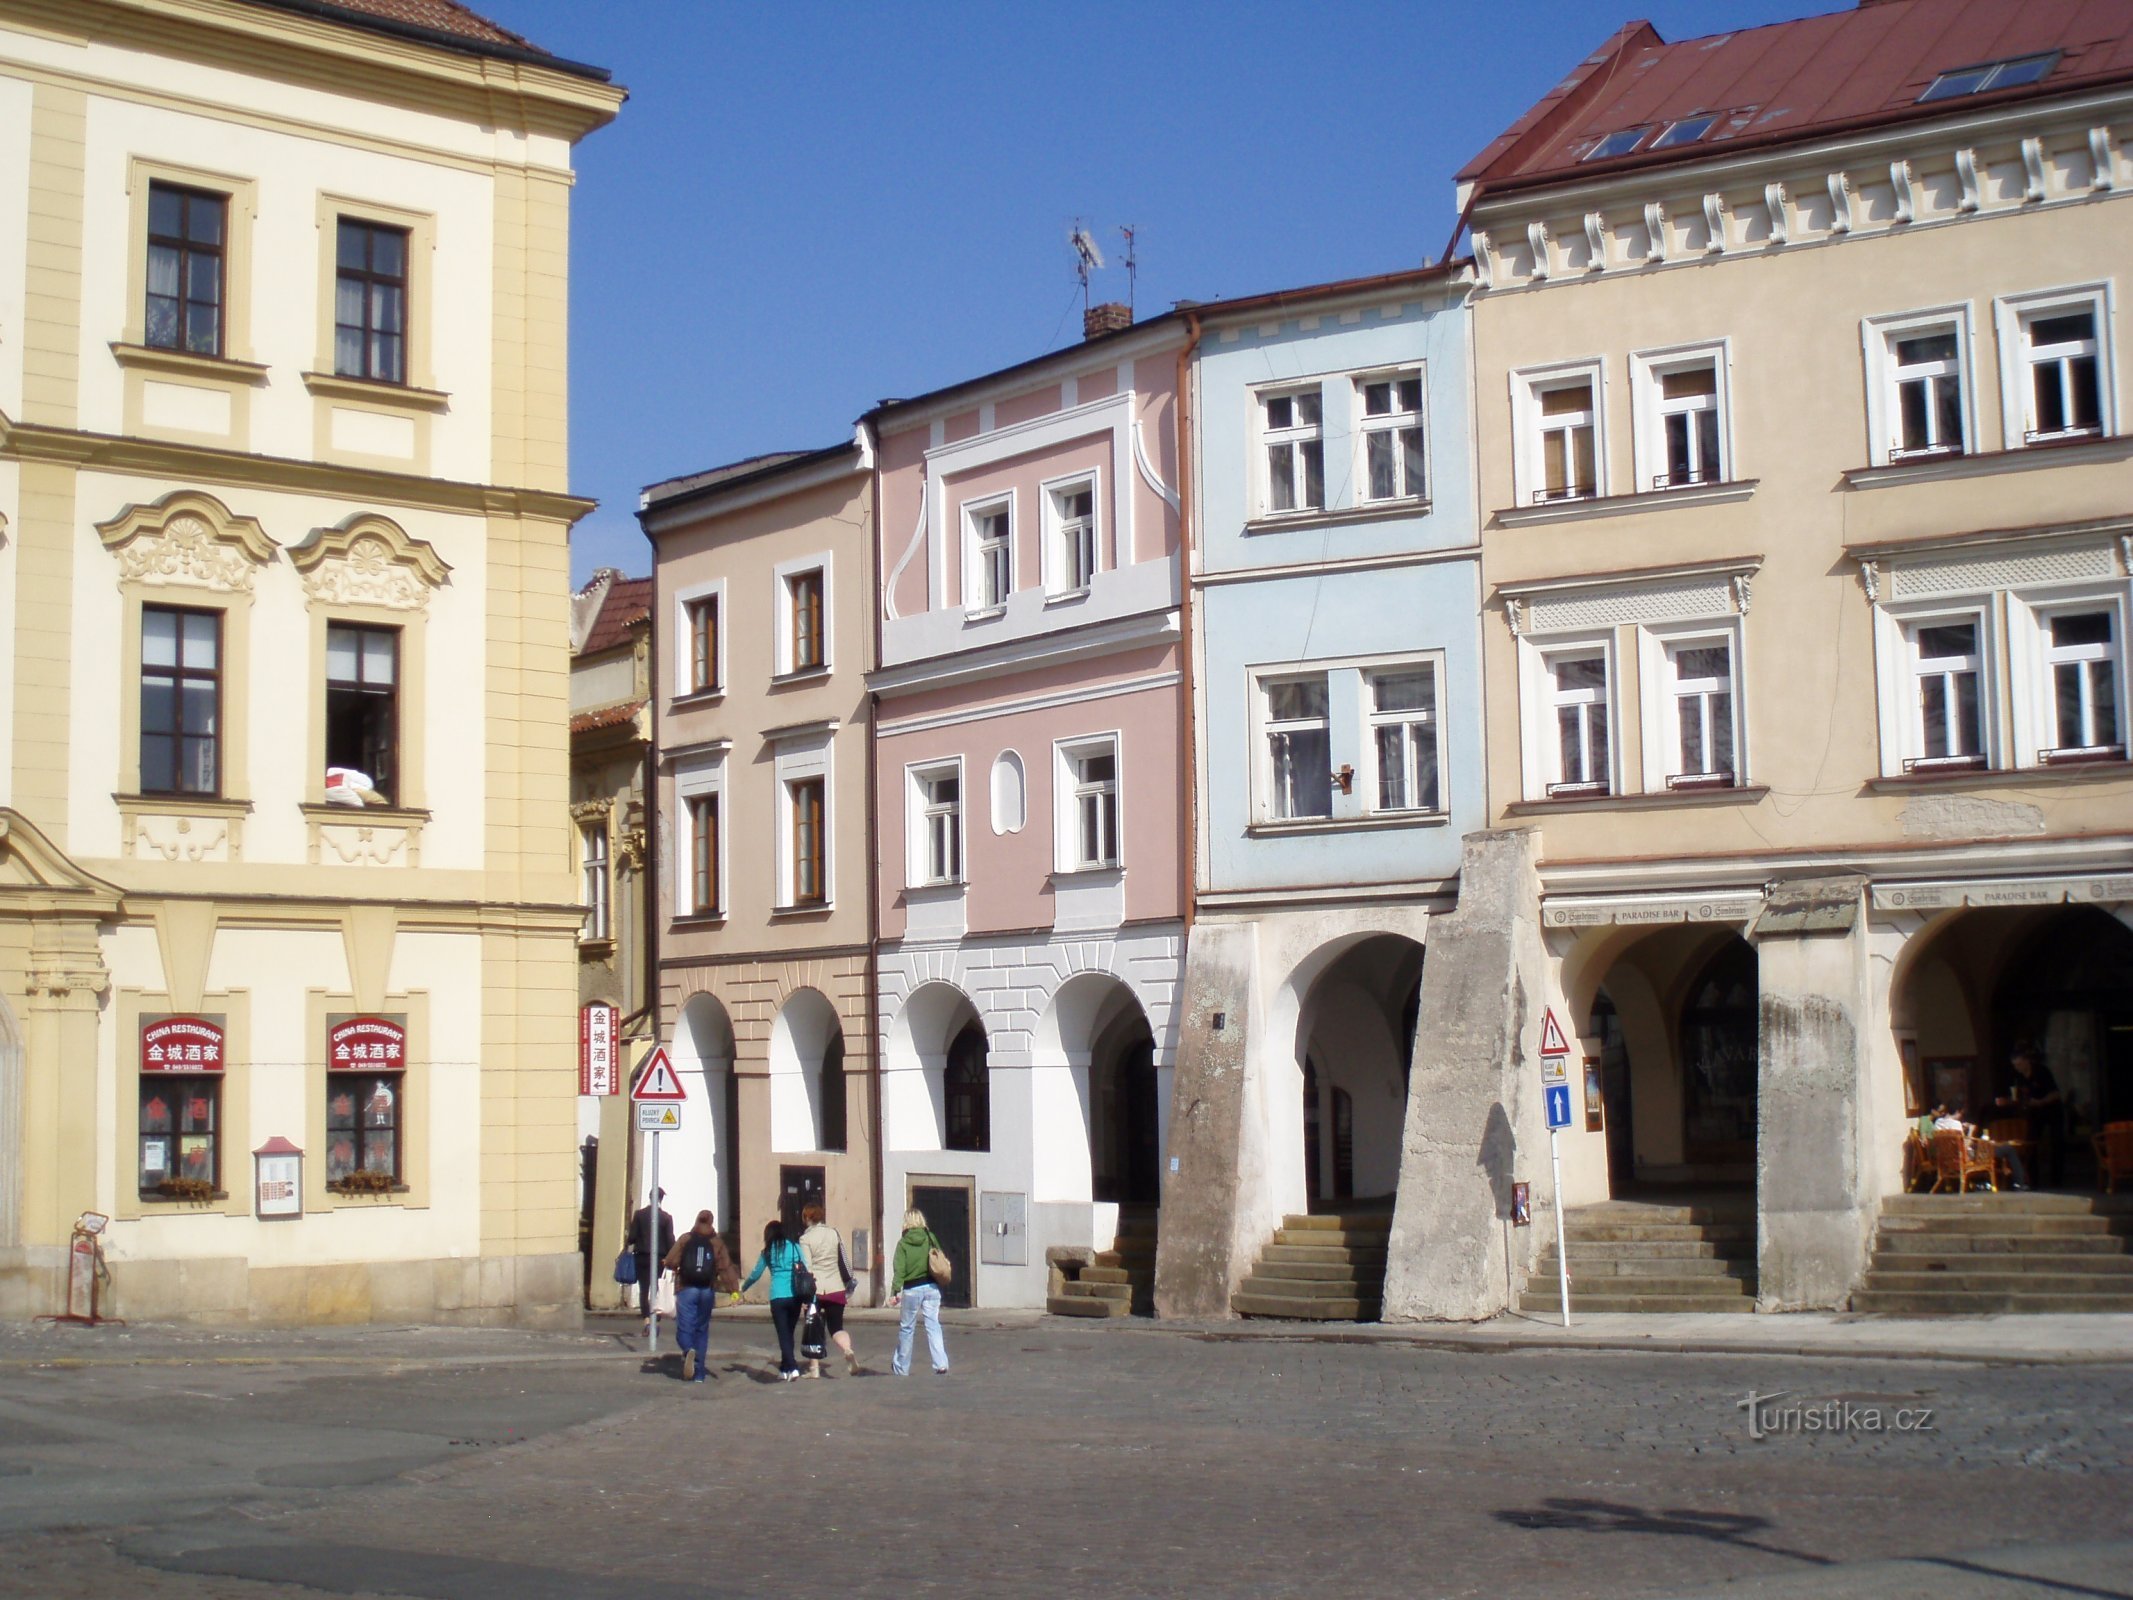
[329,1015,407,1070]
[141,1016,225,1073]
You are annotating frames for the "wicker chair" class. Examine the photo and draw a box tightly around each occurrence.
[2096,1122,2133,1194]
[1902,1130,1934,1192]
[1929,1128,1995,1194]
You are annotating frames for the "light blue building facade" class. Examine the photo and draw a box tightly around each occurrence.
[1158,266,1483,1312]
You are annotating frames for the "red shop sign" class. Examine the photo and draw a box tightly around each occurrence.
[141,1015,225,1073]
[329,1015,407,1071]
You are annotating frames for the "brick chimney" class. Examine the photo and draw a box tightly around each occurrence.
[1083,302,1133,339]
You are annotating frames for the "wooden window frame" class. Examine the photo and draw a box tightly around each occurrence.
[790,776,828,906]
[144,181,227,358]
[140,603,224,799]
[334,217,411,386]
[688,791,720,916]
[324,621,402,805]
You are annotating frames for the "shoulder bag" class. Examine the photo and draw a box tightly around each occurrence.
[926,1233,954,1286]
[613,1249,638,1286]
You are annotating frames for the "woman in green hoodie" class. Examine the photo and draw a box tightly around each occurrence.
[888,1207,950,1376]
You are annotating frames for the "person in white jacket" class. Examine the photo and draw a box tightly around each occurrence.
[797,1204,861,1377]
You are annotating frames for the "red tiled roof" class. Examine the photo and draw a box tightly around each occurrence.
[571,700,646,736]
[307,0,534,49]
[238,0,613,78]
[1460,0,2133,193]
[579,575,651,657]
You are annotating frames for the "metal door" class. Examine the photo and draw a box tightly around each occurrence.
[909,1181,973,1308]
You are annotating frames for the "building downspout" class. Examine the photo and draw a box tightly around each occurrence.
[1175,312,1202,941]
[860,434,887,1306]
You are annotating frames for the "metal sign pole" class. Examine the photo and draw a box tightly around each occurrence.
[645,1125,660,1355]
[1549,1126,1571,1329]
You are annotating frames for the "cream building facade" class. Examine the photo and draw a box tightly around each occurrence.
[0,0,622,1324]
[1409,4,2133,1317]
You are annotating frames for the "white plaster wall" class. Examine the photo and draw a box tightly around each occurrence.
[0,457,18,812]
[659,1001,733,1235]
[877,924,1182,1306]
[0,64,29,420]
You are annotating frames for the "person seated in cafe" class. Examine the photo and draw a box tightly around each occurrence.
[1930,1104,2028,1190]
[1996,1047,2065,1188]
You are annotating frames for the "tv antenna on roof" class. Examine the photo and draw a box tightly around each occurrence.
[1118,224,1138,317]
[1070,221,1105,312]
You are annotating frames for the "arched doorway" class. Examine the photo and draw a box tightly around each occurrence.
[673,991,738,1240]
[1995,909,2133,1136]
[1092,1015,1159,1205]
[1681,939,1758,1167]
[1292,935,1425,1211]
[768,987,841,1153]
[945,1022,990,1152]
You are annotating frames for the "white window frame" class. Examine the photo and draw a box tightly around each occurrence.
[1040,470,1101,598]
[1510,359,1607,506]
[1355,367,1429,505]
[1518,633,1617,800]
[1253,670,1335,824]
[579,819,610,942]
[1993,284,2117,449]
[961,492,1014,614]
[1862,305,1978,466]
[773,732,833,910]
[1053,733,1121,872]
[673,753,727,921]
[1362,661,1444,815]
[2013,588,2129,765]
[1630,342,1732,493]
[671,576,726,701]
[906,757,965,887]
[1876,604,1998,774]
[772,550,833,676]
[1255,381,1327,516]
[1636,620,1747,792]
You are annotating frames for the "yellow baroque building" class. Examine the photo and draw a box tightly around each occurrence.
[0,0,622,1324]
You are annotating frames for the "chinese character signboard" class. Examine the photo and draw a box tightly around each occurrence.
[581,1003,619,1096]
[329,1015,407,1071]
[141,1015,225,1073]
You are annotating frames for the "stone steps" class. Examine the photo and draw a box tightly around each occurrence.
[1533,1252,1754,1280]
[1521,1198,1758,1315]
[1855,1193,2133,1316]
[1048,1208,1157,1322]
[1233,1211,1390,1324]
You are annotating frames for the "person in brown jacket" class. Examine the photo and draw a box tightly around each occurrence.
[662,1208,737,1383]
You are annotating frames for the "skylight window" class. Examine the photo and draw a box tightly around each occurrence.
[1918,52,2058,102]
[1584,126,1653,161]
[1651,115,1717,150]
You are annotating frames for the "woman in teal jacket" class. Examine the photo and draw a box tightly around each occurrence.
[739,1220,807,1381]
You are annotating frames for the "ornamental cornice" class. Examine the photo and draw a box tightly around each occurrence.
[96,489,277,595]
[287,512,451,613]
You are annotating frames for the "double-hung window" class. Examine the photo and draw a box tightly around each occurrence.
[1533,377,1598,502]
[914,764,963,884]
[687,792,720,915]
[685,595,719,693]
[2041,609,2123,759]
[965,502,1011,610]
[788,569,824,670]
[789,777,827,906]
[1547,650,1612,795]
[141,605,222,796]
[1907,618,1986,768]
[145,183,226,356]
[1367,668,1440,813]
[2018,307,2103,443]
[1656,366,1721,487]
[1359,373,1426,503]
[334,219,408,385]
[1050,481,1097,593]
[1874,318,1969,460]
[325,624,399,804]
[1264,677,1333,819]
[580,823,610,942]
[1665,638,1737,787]
[1068,747,1118,869]
[1262,388,1324,513]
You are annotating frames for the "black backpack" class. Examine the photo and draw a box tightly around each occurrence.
[789,1242,817,1303]
[678,1234,721,1287]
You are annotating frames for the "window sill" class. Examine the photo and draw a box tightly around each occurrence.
[1505,784,1769,816]
[670,913,726,929]
[300,370,451,413]
[327,1182,412,1198]
[906,879,966,895]
[1844,433,2133,488]
[139,1189,231,1204]
[769,665,831,686]
[1043,588,1091,607]
[670,688,725,710]
[1247,811,1450,837]
[1865,760,2131,792]
[1244,500,1432,536]
[115,792,254,817]
[300,801,431,824]
[962,606,1006,625]
[1050,863,1123,881]
[1492,478,1757,528]
[578,938,616,958]
[770,902,834,919]
[110,342,269,385]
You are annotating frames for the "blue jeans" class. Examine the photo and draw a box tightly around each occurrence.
[893,1283,948,1375]
[674,1285,716,1381]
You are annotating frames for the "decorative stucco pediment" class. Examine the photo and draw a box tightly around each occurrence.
[0,810,124,908]
[96,490,277,594]
[287,513,452,613]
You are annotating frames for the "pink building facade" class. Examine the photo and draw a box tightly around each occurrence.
[870,314,1188,1308]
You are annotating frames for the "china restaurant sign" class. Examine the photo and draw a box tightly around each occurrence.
[141,1016,225,1073]
[329,1015,408,1070]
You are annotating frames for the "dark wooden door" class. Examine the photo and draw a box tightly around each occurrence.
[910,1182,972,1308]
[779,1164,825,1235]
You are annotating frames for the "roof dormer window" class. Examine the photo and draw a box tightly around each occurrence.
[1918,51,2058,103]
[1584,126,1653,161]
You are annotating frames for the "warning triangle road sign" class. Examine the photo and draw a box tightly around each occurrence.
[629,1046,687,1102]
[1538,1007,1571,1057]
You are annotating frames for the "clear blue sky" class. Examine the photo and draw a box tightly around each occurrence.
[471,1,1814,585]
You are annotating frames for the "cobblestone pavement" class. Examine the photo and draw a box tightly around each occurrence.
[2,1316,2130,1598]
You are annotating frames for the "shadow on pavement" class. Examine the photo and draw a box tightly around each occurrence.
[1495,1497,1833,1569]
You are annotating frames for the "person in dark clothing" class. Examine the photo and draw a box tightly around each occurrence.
[1998,1048,2068,1188]
[738,1219,808,1381]
[626,1192,675,1319]
[661,1208,737,1383]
